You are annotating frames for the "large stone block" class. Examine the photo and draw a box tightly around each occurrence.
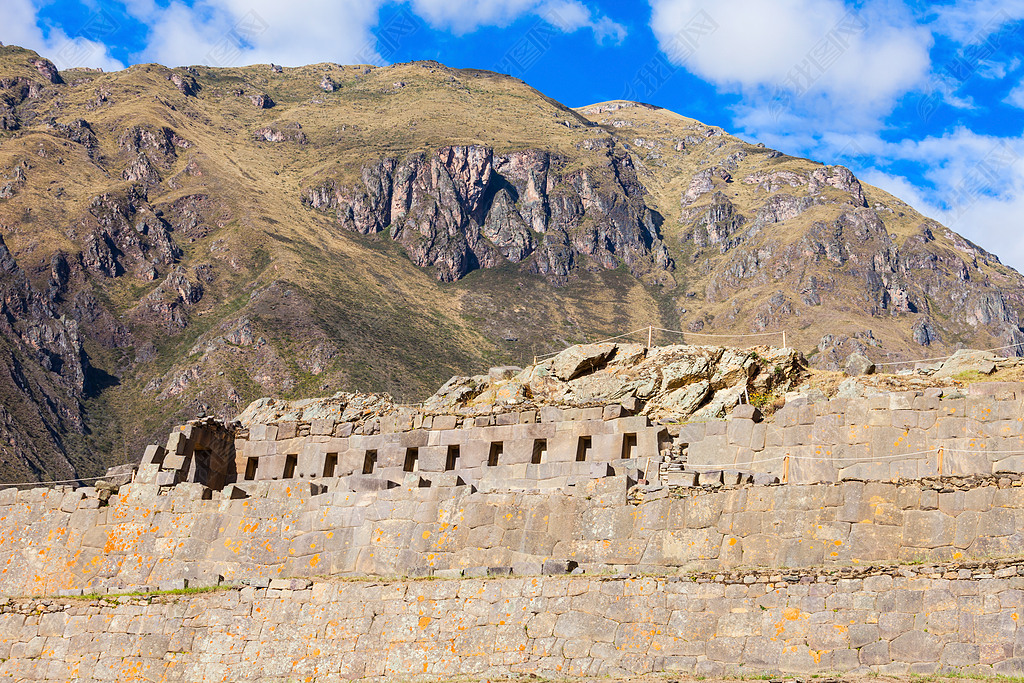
[726,419,753,448]
[847,524,901,562]
[890,630,943,663]
[903,510,955,548]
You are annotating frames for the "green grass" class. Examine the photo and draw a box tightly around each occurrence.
[25,584,234,601]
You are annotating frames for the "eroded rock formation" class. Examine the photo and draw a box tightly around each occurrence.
[303,144,673,283]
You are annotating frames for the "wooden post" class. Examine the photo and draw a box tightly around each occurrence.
[648,325,653,349]
[782,331,787,349]
[782,455,790,483]
[938,446,944,476]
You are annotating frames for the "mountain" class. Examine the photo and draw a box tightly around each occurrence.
[0,45,1022,481]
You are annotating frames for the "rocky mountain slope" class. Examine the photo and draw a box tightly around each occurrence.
[0,45,1022,481]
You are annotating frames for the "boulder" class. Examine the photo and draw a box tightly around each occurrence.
[550,343,616,381]
[836,378,864,398]
[660,380,711,416]
[660,354,716,392]
[731,404,762,422]
[488,366,521,382]
[495,382,528,403]
[99,463,136,487]
[844,352,875,376]
[692,383,747,420]
[934,349,998,378]
[423,375,484,409]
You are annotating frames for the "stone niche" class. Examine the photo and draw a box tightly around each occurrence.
[136,406,671,495]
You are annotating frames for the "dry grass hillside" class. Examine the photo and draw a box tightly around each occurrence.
[0,46,1021,480]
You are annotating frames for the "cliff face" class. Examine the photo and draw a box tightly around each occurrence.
[0,234,87,480]
[0,46,1023,480]
[303,143,673,284]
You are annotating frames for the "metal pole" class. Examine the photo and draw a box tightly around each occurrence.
[782,331,787,349]
[648,325,653,349]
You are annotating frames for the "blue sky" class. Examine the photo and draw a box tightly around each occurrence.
[5,0,1024,270]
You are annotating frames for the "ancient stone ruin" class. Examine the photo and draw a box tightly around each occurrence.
[3,342,1024,680]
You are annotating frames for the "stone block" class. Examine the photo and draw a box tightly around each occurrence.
[903,510,954,548]
[750,423,767,451]
[142,445,167,466]
[663,471,697,487]
[542,559,578,575]
[705,421,727,436]
[726,419,753,448]
[890,630,942,663]
[276,421,298,440]
[676,422,706,444]
[848,524,901,562]
[696,470,722,486]
[602,404,624,420]
[860,641,891,666]
[269,578,312,590]
[494,412,518,426]
[310,419,335,436]
[154,471,178,487]
[731,404,762,422]
[431,415,458,431]
[540,407,564,423]
[848,623,879,649]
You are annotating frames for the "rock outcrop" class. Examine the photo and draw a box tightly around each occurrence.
[0,234,88,481]
[423,342,806,423]
[303,143,673,283]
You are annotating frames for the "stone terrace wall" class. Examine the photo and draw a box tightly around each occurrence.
[141,408,666,493]
[138,381,1024,495]
[6,475,1024,596]
[3,570,1024,681]
[685,382,1024,483]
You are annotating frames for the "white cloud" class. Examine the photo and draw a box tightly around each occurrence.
[114,0,624,69]
[837,129,1024,272]
[929,0,1024,43]
[409,0,626,41]
[1006,81,1024,109]
[541,1,627,43]
[0,0,124,71]
[125,0,387,67]
[865,166,1024,272]
[648,0,932,124]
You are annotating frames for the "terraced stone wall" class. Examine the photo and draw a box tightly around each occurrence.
[5,474,1024,596]
[686,382,1024,483]
[140,409,667,492]
[2,570,1023,680]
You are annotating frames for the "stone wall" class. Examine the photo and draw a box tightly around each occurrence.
[6,380,1024,679]
[685,382,1024,483]
[140,407,667,493]
[137,381,1024,495]
[3,570,1023,680]
[6,474,1024,597]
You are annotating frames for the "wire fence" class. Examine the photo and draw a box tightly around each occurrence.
[680,445,1024,482]
[0,469,134,489]
[531,325,1024,371]
[874,343,1024,367]
[533,325,788,364]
